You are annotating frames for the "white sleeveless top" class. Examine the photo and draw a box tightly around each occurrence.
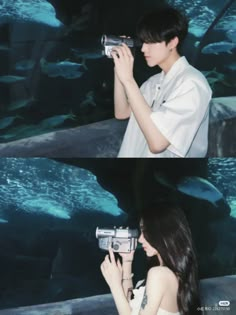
[130,281,180,315]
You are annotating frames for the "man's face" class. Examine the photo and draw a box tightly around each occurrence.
[141,41,172,68]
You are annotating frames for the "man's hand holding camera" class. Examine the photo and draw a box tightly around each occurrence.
[111,43,135,86]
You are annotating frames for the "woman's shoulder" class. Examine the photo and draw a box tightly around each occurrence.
[147,266,178,285]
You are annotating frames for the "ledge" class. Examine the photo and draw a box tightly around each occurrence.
[0,97,235,157]
[0,275,235,315]
[0,119,128,157]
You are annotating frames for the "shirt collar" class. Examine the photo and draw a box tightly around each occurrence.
[161,56,189,85]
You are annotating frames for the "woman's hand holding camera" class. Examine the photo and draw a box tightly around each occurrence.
[100,248,123,290]
[119,250,135,263]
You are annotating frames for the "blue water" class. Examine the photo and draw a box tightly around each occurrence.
[0,0,62,27]
[0,0,235,143]
[208,158,236,218]
[0,158,235,222]
[0,158,124,223]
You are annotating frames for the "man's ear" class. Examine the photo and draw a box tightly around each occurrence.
[169,36,179,50]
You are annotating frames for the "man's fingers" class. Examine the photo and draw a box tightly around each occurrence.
[121,43,133,57]
[117,258,122,270]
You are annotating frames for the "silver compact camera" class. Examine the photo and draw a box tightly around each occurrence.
[96,227,138,253]
[101,34,141,58]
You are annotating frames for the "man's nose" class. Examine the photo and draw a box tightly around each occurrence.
[141,43,146,52]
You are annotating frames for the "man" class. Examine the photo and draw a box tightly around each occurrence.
[112,6,212,157]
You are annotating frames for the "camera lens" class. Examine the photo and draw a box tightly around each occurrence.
[113,243,119,251]
[101,35,107,46]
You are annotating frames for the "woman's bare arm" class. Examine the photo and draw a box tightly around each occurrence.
[121,260,134,300]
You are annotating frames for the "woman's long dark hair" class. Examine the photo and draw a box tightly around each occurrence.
[140,201,201,315]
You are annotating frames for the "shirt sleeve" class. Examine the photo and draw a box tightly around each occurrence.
[150,79,212,157]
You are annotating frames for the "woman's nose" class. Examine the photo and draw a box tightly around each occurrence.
[138,233,144,243]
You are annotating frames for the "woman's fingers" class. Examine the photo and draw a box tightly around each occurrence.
[105,254,110,264]
[109,247,116,263]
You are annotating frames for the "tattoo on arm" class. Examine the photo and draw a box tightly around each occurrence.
[141,289,148,310]
[127,287,134,300]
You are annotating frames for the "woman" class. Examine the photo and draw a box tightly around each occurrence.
[100,202,201,315]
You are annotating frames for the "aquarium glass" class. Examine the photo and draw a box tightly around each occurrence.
[0,158,235,309]
[0,0,235,142]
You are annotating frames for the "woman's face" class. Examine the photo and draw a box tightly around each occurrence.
[138,222,158,257]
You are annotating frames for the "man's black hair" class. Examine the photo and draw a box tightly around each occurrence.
[136,6,189,52]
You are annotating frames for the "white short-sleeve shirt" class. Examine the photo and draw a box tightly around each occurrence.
[118,57,212,158]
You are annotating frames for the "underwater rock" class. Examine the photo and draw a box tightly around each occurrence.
[208,97,236,157]
[200,275,236,314]
[0,0,62,27]
[209,97,236,122]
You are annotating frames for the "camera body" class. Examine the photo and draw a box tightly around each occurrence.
[96,227,138,253]
[101,34,141,58]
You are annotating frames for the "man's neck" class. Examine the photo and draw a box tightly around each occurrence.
[160,52,181,74]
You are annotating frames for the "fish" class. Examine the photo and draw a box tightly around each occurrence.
[225,62,236,72]
[80,91,97,108]
[63,3,93,35]
[39,112,76,128]
[201,68,225,88]
[0,115,22,130]
[0,218,8,224]
[0,75,26,83]
[7,97,35,111]
[0,44,10,51]
[202,41,236,55]
[215,15,236,31]
[177,176,224,205]
[154,172,226,205]
[15,59,35,71]
[71,48,104,61]
[40,58,87,79]
[0,124,42,141]
[226,29,236,43]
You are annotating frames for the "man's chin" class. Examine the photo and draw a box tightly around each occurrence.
[146,61,156,68]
